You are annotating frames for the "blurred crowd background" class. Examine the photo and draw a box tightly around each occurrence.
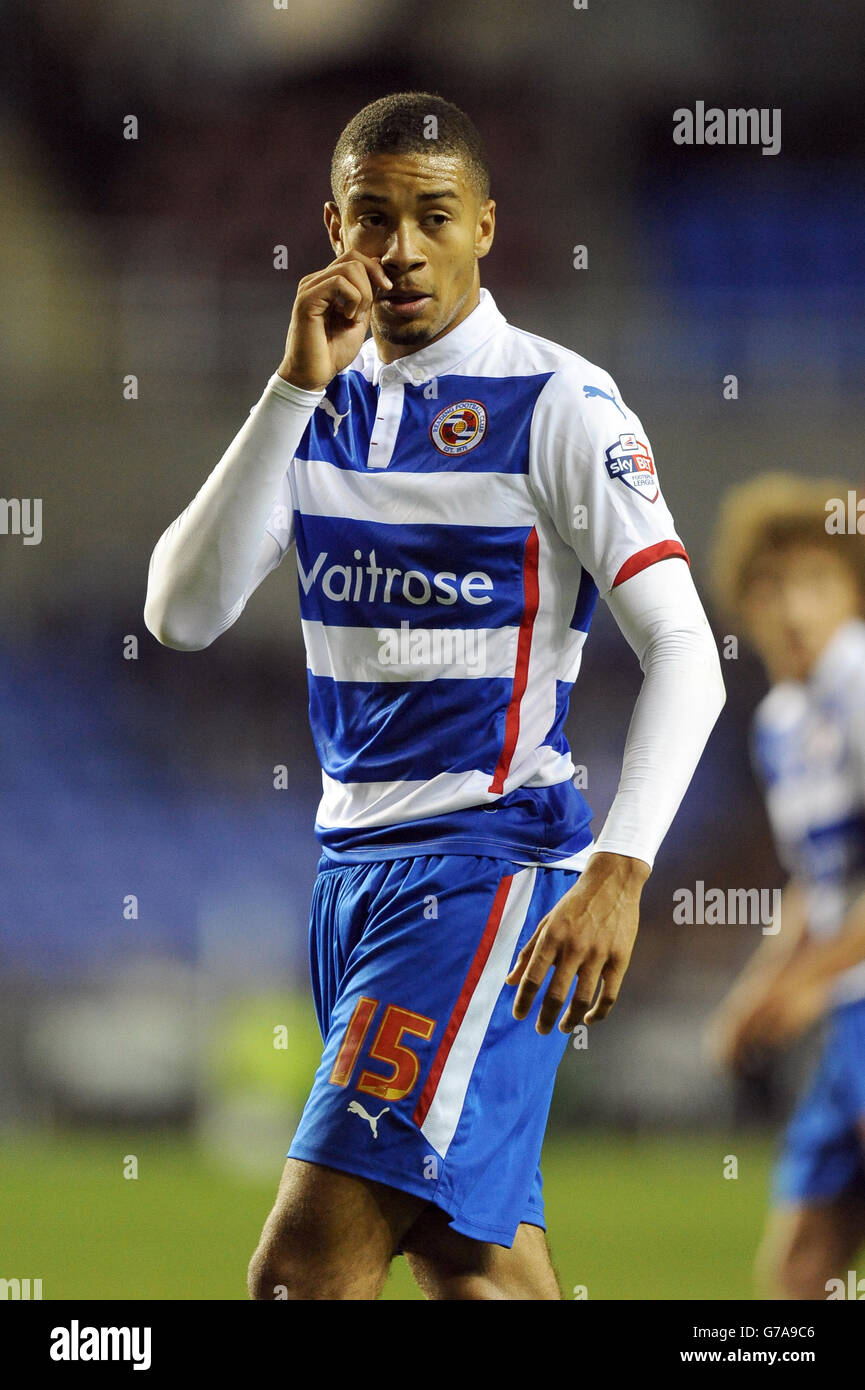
[2,0,864,1297]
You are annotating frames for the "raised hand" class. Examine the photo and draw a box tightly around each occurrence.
[278,251,392,392]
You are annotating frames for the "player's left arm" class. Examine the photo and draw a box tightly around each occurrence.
[510,369,726,1032]
[508,557,725,1031]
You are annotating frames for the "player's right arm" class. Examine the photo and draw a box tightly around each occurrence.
[144,252,391,650]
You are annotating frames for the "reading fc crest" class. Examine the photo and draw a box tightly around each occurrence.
[430,400,488,455]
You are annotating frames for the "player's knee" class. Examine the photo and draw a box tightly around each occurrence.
[247,1242,292,1301]
[247,1225,387,1301]
[247,1241,352,1300]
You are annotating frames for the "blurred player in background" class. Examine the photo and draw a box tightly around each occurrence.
[708,474,865,1299]
[145,91,724,1300]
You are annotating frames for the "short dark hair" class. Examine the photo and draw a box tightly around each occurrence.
[330,91,491,207]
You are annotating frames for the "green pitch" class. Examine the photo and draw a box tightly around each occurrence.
[1,1129,786,1300]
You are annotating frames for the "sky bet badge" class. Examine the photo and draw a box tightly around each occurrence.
[430,400,487,455]
[604,433,658,503]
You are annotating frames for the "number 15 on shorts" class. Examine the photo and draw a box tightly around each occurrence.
[328,997,437,1102]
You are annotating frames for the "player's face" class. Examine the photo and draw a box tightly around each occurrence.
[325,151,495,362]
[740,544,862,682]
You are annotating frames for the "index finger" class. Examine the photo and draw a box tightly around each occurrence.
[333,250,392,290]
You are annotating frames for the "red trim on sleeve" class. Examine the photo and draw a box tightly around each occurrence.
[611,539,690,589]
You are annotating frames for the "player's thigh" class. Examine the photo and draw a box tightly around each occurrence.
[757,1190,865,1295]
[402,1207,562,1300]
[252,1156,428,1291]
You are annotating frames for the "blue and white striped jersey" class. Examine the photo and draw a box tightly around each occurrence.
[752,618,865,1004]
[264,288,689,866]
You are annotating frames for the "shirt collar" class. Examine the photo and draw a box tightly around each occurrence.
[359,286,506,388]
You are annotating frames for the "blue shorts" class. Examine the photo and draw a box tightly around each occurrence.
[772,998,865,1205]
[287,852,580,1247]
